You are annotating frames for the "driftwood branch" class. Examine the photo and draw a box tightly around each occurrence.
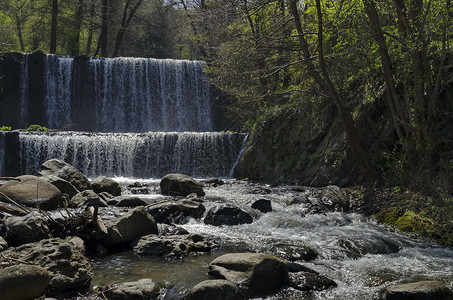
[0,192,30,214]
[0,177,21,181]
[0,202,27,216]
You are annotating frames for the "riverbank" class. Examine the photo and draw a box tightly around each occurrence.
[361,186,453,248]
[1,160,453,299]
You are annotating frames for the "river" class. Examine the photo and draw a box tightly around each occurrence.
[90,178,453,299]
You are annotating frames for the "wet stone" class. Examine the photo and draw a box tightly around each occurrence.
[270,244,318,262]
[289,272,337,291]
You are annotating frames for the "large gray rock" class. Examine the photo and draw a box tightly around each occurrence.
[103,278,162,300]
[69,190,107,208]
[382,280,453,300]
[109,196,149,207]
[38,159,92,192]
[269,244,318,262]
[147,199,206,224]
[289,272,337,291]
[133,234,218,259]
[0,264,50,300]
[91,176,121,196]
[5,213,50,245]
[0,238,93,294]
[251,199,272,213]
[160,174,205,197]
[316,185,350,212]
[208,253,288,297]
[184,280,245,300]
[42,175,80,198]
[204,205,253,226]
[102,207,158,246]
[0,175,65,210]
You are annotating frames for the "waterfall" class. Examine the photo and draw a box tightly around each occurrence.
[17,54,212,132]
[44,55,74,129]
[90,58,212,132]
[0,54,244,179]
[19,54,29,128]
[18,131,247,178]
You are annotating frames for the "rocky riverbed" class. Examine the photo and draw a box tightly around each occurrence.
[0,159,452,299]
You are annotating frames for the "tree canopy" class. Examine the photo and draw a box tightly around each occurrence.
[1,0,452,189]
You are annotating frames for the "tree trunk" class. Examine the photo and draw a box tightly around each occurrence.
[112,0,143,57]
[85,0,96,55]
[14,13,25,52]
[363,0,407,141]
[289,0,376,181]
[99,0,109,57]
[71,0,84,56]
[50,0,58,54]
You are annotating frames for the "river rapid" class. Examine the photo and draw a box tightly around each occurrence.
[90,178,453,300]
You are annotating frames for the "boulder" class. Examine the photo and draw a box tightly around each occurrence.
[160,174,205,197]
[91,176,121,196]
[382,280,453,300]
[269,244,318,262]
[316,185,350,212]
[102,207,158,246]
[288,262,318,273]
[158,224,190,236]
[208,253,288,297]
[5,213,50,245]
[133,234,218,259]
[0,265,50,300]
[0,175,65,210]
[98,191,115,202]
[127,182,152,195]
[184,280,244,300]
[38,159,92,192]
[204,205,253,226]
[289,272,337,291]
[251,199,272,213]
[42,175,80,198]
[201,178,225,186]
[147,199,206,224]
[69,190,107,208]
[0,238,93,294]
[110,196,149,207]
[103,278,162,300]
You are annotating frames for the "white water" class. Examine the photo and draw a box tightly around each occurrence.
[90,57,212,132]
[19,54,29,128]
[90,179,453,300]
[44,55,73,129]
[18,131,247,178]
[18,54,212,132]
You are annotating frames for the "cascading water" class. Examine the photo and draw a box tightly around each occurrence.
[19,54,29,128]
[90,58,212,132]
[44,55,73,129]
[18,54,212,132]
[90,180,453,299]
[18,131,247,178]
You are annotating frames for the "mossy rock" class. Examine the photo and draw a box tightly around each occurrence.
[394,211,436,236]
[374,208,436,237]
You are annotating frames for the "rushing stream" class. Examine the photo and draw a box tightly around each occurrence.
[90,178,453,299]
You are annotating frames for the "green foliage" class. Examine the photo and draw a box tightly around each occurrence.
[23,124,48,132]
[0,126,11,131]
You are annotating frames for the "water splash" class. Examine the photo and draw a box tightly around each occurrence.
[19,131,247,178]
